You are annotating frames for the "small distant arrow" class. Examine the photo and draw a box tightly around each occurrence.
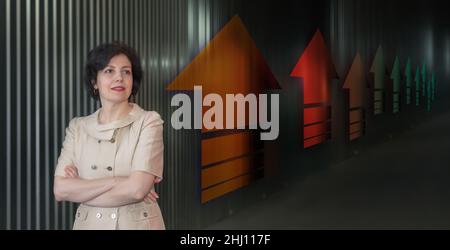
[421,63,427,97]
[343,53,365,108]
[426,76,432,112]
[291,29,338,148]
[390,56,401,113]
[370,46,386,115]
[404,57,412,105]
[431,72,436,102]
[414,66,421,106]
[343,53,366,141]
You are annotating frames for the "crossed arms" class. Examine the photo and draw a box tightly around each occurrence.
[53,165,160,207]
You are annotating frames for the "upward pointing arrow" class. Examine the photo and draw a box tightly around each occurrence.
[343,53,366,141]
[404,57,412,105]
[290,29,338,148]
[426,72,436,112]
[166,15,280,94]
[414,66,421,106]
[291,29,338,104]
[421,63,427,97]
[343,53,365,109]
[390,56,401,113]
[369,46,386,115]
[431,72,436,102]
[426,75,432,112]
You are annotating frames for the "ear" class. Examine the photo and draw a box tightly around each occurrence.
[91,80,97,89]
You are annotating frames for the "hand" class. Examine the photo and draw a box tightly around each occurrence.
[64,165,79,179]
[144,177,162,203]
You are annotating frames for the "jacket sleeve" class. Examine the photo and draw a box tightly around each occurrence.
[131,111,164,179]
[54,118,79,177]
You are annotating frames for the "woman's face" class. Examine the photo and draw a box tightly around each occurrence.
[95,53,133,105]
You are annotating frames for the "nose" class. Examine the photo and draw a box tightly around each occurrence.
[114,71,123,82]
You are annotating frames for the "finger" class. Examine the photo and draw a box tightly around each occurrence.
[70,167,79,177]
[65,165,74,171]
[66,167,74,174]
[150,190,159,199]
[147,195,157,202]
[145,192,157,202]
[69,166,77,174]
[64,169,73,178]
[68,169,76,178]
[154,177,162,184]
[144,195,154,203]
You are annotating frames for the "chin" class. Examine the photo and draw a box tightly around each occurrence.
[104,96,130,104]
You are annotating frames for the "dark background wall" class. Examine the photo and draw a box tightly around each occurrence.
[1,0,449,229]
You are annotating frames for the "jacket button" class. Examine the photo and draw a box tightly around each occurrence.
[98,140,101,144]
[96,213,102,219]
[110,138,115,143]
[143,212,148,218]
[106,166,113,171]
[91,165,97,170]
[111,213,117,220]
[77,212,80,218]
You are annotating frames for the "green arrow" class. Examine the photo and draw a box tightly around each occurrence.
[421,63,427,97]
[370,46,385,115]
[390,56,401,113]
[427,76,432,112]
[404,57,412,105]
[414,66,421,106]
[431,72,436,102]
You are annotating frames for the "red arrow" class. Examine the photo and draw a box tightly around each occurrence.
[290,29,338,148]
[343,53,366,141]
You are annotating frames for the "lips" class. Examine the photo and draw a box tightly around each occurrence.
[111,86,125,92]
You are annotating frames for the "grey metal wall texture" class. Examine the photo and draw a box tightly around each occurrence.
[0,0,237,230]
[1,0,449,230]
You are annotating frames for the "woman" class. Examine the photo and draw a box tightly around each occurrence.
[53,42,165,230]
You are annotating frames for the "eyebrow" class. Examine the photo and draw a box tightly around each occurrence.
[106,65,132,69]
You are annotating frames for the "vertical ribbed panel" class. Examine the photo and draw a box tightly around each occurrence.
[1,0,236,230]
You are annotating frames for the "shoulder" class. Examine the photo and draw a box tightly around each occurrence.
[140,111,164,128]
[69,113,93,126]
[132,111,164,140]
[66,112,96,132]
[67,117,83,130]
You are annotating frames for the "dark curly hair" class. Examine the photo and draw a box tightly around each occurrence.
[84,42,143,101]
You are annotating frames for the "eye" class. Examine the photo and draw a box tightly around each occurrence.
[104,69,114,74]
[123,70,132,75]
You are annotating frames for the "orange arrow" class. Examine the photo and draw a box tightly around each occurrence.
[166,15,280,95]
[290,29,338,148]
[343,53,365,108]
[166,15,280,204]
[343,53,366,141]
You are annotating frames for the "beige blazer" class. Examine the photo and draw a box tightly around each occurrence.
[54,103,165,230]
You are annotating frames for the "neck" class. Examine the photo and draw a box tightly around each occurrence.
[98,101,133,124]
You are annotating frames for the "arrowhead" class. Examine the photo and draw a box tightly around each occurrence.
[390,56,401,80]
[343,53,365,89]
[421,63,427,82]
[404,57,412,80]
[370,45,385,74]
[166,15,280,94]
[290,29,338,80]
[414,66,421,82]
[290,29,338,104]
[343,53,366,109]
